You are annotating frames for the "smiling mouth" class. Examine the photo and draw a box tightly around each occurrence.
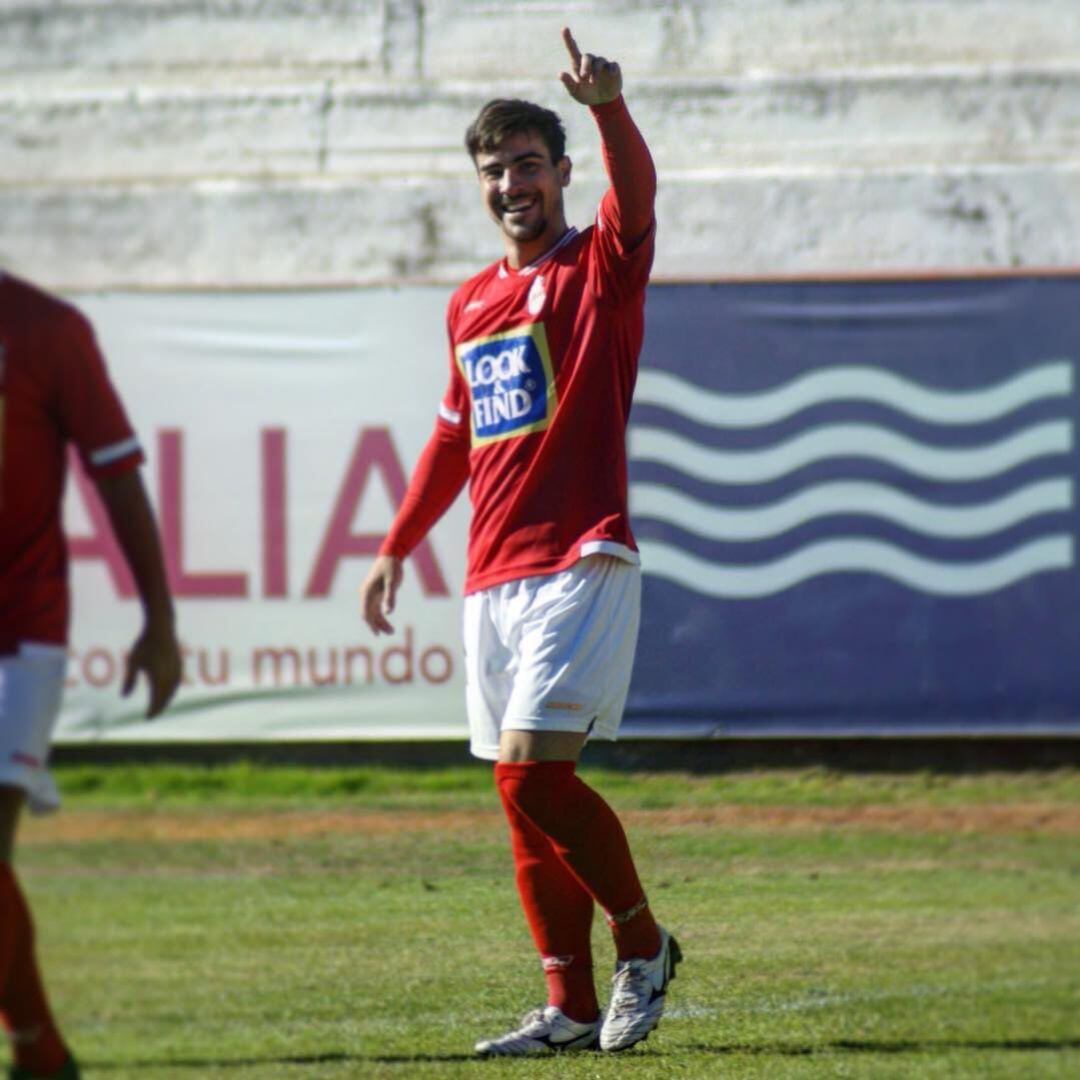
[502,197,537,216]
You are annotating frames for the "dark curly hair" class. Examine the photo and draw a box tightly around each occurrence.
[465,99,567,165]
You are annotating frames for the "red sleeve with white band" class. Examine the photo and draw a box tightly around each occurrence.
[56,307,145,477]
[0,275,144,650]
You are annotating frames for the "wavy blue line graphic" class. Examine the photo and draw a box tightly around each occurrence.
[634,361,1073,428]
[630,421,1072,484]
[629,478,1074,542]
[639,536,1074,598]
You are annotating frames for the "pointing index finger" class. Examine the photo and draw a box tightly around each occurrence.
[562,26,581,67]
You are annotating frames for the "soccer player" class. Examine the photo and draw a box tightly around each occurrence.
[360,28,679,1055]
[0,272,182,1080]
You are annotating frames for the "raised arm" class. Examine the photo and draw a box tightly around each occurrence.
[560,26,656,249]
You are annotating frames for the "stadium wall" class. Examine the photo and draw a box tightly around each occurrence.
[4,2,1079,743]
[1,0,1078,287]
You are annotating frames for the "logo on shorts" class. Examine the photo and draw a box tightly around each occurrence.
[10,751,42,769]
[544,700,585,712]
[456,323,556,446]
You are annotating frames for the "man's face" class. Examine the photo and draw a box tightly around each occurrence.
[474,130,571,262]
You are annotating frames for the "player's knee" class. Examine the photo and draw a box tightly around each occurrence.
[495,760,545,815]
[494,760,576,832]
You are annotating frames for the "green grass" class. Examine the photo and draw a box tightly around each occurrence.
[50,760,1080,810]
[14,764,1080,1078]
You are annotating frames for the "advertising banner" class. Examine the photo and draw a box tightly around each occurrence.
[629,277,1080,736]
[58,278,1080,742]
[60,289,470,743]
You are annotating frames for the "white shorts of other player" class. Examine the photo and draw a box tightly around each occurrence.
[0,643,66,814]
[464,554,641,761]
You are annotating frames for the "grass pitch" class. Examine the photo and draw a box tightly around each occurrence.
[15,762,1080,1078]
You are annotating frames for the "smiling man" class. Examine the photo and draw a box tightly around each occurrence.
[360,28,679,1055]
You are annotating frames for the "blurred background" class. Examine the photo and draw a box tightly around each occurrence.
[3,0,1078,288]
[3,0,1079,755]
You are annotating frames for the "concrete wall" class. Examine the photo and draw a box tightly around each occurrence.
[2,1,1078,288]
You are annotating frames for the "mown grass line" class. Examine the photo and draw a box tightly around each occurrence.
[48,761,1080,810]
[12,766,1080,1078]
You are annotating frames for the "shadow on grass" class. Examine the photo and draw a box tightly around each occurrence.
[85,1037,1080,1070]
[681,1037,1080,1056]
[86,1051,479,1071]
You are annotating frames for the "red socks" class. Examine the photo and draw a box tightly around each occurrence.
[497,789,598,1021]
[495,760,662,1016]
[0,864,68,1077]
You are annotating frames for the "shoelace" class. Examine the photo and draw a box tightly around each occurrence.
[607,964,655,1017]
[515,1008,552,1036]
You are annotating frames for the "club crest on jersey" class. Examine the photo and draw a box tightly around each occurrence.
[455,323,556,446]
[527,274,547,316]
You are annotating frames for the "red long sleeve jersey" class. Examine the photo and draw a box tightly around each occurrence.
[0,274,143,653]
[382,96,655,594]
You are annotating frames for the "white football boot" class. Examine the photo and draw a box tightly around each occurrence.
[599,926,683,1052]
[474,1005,600,1056]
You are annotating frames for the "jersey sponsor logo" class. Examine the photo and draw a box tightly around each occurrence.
[456,323,557,446]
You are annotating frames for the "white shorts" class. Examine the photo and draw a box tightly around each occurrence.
[463,554,641,761]
[0,644,66,815]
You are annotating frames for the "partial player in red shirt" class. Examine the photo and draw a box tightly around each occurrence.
[360,29,680,1056]
[0,273,182,1080]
